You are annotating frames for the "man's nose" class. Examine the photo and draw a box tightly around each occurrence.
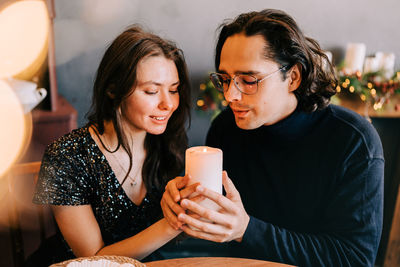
[224,79,242,102]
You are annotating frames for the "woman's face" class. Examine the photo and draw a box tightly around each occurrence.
[121,55,180,135]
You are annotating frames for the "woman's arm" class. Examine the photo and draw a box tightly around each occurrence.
[53,205,180,260]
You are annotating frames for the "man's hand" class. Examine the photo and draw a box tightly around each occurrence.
[177,171,250,243]
[160,175,199,230]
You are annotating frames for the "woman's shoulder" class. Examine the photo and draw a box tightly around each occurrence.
[45,127,92,157]
[35,126,96,205]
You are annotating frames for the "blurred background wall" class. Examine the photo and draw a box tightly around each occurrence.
[53,0,400,146]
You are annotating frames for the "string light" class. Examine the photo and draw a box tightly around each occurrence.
[199,84,206,91]
[373,102,383,110]
[360,95,366,101]
[371,89,376,96]
[349,86,355,93]
[197,99,204,107]
[336,86,341,93]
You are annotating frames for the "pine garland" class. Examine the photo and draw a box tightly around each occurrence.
[196,69,400,117]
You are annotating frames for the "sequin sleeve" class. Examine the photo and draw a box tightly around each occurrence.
[33,136,91,205]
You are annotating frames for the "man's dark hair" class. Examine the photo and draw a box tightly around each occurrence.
[215,9,337,112]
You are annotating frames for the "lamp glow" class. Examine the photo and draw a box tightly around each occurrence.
[0,0,49,80]
[0,80,26,177]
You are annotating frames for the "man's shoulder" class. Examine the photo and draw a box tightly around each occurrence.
[326,105,383,159]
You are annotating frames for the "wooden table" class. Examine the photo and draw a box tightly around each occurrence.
[146,257,294,267]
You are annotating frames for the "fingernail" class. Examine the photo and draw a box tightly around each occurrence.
[197,185,204,192]
[181,199,187,206]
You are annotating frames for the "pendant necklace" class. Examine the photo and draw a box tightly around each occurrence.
[103,136,141,187]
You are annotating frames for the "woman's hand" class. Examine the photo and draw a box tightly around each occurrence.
[177,171,250,243]
[160,175,200,230]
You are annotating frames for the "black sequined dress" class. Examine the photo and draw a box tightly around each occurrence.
[30,127,164,265]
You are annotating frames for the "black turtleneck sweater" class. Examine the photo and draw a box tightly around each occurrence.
[206,104,384,267]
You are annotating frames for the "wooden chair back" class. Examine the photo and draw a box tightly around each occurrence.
[384,184,400,266]
[6,161,48,267]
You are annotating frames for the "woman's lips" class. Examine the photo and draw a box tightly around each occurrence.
[150,115,169,124]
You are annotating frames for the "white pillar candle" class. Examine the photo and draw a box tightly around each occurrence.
[377,52,395,79]
[344,43,366,74]
[185,146,222,211]
[363,56,380,74]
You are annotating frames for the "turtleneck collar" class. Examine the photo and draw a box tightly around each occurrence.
[241,106,327,141]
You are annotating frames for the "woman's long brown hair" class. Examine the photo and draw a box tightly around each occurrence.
[86,26,191,194]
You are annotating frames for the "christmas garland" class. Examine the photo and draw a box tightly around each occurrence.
[196,69,400,116]
[196,77,227,119]
[335,67,400,111]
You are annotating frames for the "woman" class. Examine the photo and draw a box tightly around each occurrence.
[29,25,191,265]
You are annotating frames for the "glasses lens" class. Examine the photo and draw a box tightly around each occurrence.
[210,73,226,92]
[235,75,257,94]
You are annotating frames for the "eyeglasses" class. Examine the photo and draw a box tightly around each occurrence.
[209,66,286,95]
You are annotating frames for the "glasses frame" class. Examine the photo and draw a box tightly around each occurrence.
[210,66,287,95]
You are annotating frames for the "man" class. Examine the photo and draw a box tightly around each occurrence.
[161,9,384,266]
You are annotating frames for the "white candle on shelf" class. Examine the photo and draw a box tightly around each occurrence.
[378,52,395,79]
[185,146,222,211]
[363,56,380,74]
[344,43,366,74]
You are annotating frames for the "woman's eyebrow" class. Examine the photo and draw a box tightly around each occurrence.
[138,80,180,86]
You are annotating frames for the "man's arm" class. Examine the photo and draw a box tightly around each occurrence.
[178,158,384,266]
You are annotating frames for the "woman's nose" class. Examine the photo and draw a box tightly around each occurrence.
[158,92,174,110]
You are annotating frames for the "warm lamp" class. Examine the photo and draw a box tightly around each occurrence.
[0,80,27,177]
[0,0,49,80]
[0,0,49,177]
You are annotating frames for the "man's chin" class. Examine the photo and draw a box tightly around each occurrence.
[234,117,260,130]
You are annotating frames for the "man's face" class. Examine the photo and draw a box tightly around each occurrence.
[219,33,298,129]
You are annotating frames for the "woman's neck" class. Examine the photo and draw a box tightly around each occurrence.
[103,120,146,154]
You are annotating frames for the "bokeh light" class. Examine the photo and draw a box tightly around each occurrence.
[0,80,26,177]
[0,0,49,80]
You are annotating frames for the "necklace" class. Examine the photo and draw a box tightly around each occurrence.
[102,135,141,187]
[109,152,140,187]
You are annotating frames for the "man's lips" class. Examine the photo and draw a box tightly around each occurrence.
[231,108,250,118]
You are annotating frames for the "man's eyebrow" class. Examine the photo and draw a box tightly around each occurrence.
[217,69,261,75]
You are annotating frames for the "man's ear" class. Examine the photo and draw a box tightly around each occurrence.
[107,85,116,99]
[288,63,302,92]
